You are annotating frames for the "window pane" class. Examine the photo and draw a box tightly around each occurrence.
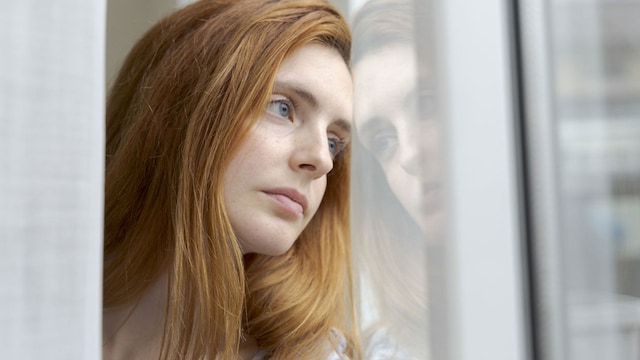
[350,1,434,357]
[350,0,527,359]
[520,0,640,359]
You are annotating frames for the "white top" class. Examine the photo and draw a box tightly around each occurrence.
[251,329,349,359]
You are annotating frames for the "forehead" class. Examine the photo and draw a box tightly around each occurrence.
[353,44,417,128]
[275,44,353,122]
[277,43,350,79]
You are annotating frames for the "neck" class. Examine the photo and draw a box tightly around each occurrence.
[103,273,168,360]
[103,272,260,359]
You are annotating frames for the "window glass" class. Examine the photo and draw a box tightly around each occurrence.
[521,0,640,358]
[349,0,438,357]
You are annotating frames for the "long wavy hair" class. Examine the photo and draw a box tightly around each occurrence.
[351,0,431,357]
[103,0,357,358]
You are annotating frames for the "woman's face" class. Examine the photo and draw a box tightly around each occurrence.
[354,44,442,236]
[223,44,353,256]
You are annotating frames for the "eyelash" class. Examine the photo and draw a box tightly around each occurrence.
[328,135,347,159]
[267,98,297,121]
[367,129,397,160]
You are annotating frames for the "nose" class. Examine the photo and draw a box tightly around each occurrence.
[398,138,422,176]
[290,127,334,178]
[398,120,438,176]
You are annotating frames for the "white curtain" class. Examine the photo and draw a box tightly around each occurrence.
[0,1,105,359]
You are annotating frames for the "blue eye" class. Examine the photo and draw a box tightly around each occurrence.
[328,136,346,159]
[369,131,397,160]
[267,100,292,119]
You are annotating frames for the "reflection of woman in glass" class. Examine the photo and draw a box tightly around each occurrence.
[102,1,358,359]
[351,0,442,358]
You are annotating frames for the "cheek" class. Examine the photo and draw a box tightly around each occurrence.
[383,163,411,202]
[307,177,328,216]
[226,132,270,174]
[223,154,251,192]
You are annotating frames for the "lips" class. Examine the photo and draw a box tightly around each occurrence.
[422,181,440,194]
[262,188,308,217]
[420,181,442,214]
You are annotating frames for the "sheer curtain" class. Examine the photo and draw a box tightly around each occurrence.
[0,1,105,358]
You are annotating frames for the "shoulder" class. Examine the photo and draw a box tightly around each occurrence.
[326,328,349,359]
[365,328,417,360]
[251,328,349,360]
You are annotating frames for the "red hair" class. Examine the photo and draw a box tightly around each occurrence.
[104,0,357,358]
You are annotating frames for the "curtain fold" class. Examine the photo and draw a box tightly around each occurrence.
[0,1,105,358]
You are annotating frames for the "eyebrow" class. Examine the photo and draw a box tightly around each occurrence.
[358,117,392,140]
[273,81,352,135]
[274,81,318,109]
[334,119,352,136]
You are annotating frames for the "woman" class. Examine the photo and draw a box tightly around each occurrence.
[102,1,358,358]
[351,0,442,358]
